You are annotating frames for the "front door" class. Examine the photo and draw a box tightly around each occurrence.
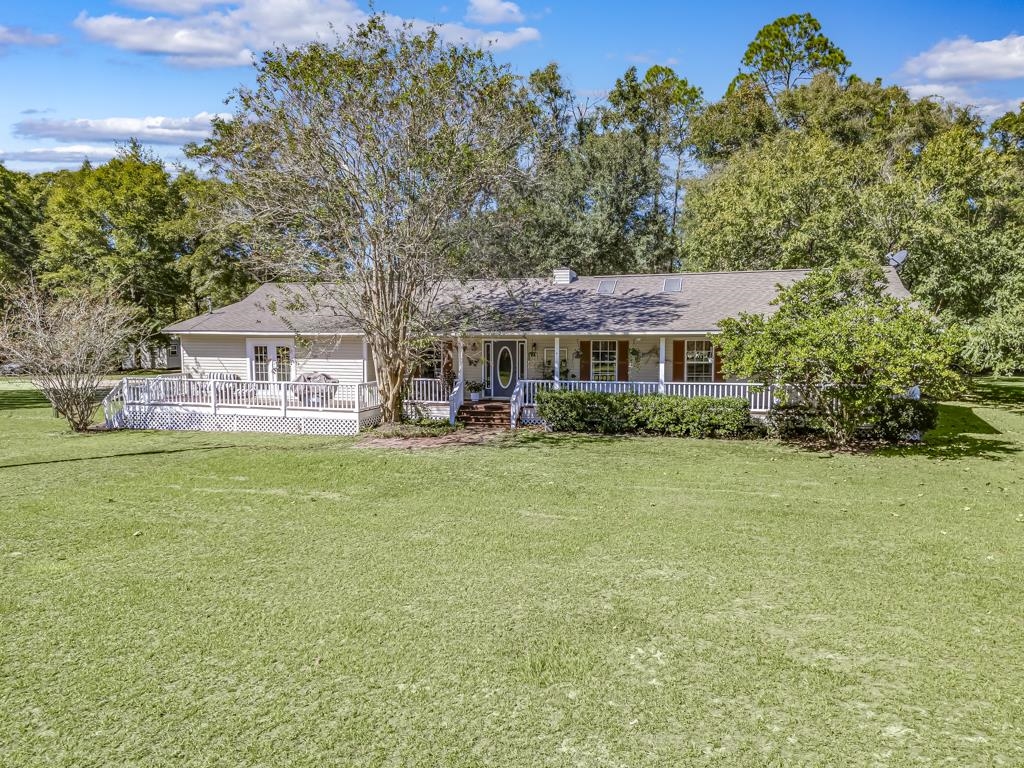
[490,339,519,398]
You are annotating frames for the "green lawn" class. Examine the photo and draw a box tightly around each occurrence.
[2,382,1023,767]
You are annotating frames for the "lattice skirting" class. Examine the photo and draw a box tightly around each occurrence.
[123,410,367,436]
[519,405,544,426]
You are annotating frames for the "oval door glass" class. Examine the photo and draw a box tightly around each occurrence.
[497,346,513,388]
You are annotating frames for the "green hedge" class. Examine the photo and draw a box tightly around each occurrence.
[861,397,939,442]
[767,397,939,443]
[535,390,753,438]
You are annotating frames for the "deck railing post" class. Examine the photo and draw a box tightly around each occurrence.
[553,336,560,388]
[281,381,288,417]
[210,380,218,415]
[658,337,666,395]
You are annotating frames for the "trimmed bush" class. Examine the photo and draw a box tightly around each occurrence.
[536,390,752,438]
[535,390,636,434]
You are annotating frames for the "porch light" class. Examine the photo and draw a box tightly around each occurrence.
[530,342,537,357]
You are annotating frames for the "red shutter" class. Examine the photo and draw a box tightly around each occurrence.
[616,340,629,381]
[713,344,725,382]
[672,340,685,382]
[579,340,591,381]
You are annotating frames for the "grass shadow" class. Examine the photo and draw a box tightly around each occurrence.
[0,388,50,411]
[0,445,236,470]
[965,377,1024,413]
[880,403,1020,461]
[510,429,639,448]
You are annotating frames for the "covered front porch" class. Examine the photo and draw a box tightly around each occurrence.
[416,334,776,428]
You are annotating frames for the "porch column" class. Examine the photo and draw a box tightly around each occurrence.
[658,337,666,394]
[553,336,561,388]
[457,339,465,387]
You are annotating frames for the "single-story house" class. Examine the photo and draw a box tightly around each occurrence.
[102,266,910,435]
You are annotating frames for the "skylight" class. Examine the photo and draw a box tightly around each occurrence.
[597,279,617,295]
[663,277,683,292]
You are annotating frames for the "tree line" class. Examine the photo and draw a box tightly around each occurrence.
[2,13,1023,377]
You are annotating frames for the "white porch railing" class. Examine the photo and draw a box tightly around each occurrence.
[101,378,127,428]
[118,375,381,414]
[520,379,776,412]
[407,377,451,403]
[448,380,464,426]
[510,380,525,429]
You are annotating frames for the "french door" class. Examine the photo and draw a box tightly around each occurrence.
[247,338,294,382]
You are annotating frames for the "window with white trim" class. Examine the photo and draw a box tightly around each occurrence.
[591,340,617,381]
[685,340,714,382]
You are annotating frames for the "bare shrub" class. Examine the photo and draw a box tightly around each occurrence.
[0,283,142,431]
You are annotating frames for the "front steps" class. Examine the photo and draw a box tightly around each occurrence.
[457,400,511,429]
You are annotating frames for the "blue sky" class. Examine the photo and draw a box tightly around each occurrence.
[2,0,1023,172]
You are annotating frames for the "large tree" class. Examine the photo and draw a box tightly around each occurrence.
[733,13,849,104]
[0,164,41,284]
[717,263,963,446]
[34,143,187,331]
[190,16,533,423]
[603,65,703,256]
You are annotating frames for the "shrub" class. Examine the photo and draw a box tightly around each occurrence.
[535,390,636,434]
[678,396,752,438]
[766,402,825,439]
[374,417,458,438]
[861,397,939,442]
[768,397,939,443]
[536,390,753,438]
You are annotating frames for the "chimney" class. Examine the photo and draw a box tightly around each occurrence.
[553,266,577,284]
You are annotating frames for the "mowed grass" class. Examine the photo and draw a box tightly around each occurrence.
[1,382,1023,767]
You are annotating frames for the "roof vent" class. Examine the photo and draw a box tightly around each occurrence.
[553,267,577,284]
[663,277,683,292]
[597,279,617,295]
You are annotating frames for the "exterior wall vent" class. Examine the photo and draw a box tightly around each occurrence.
[553,267,577,284]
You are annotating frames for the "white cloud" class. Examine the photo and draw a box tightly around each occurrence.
[905,82,1022,121]
[905,34,1024,82]
[117,0,225,11]
[75,0,539,68]
[0,24,59,50]
[14,112,228,145]
[465,0,524,25]
[0,145,118,165]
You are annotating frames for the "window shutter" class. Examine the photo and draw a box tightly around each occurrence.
[616,340,629,381]
[672,340,685,382]
[713,344,724,382]
[579,340,591,381]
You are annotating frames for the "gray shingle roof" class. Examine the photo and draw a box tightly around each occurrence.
[163,284,360,335]
[164,267,911,336]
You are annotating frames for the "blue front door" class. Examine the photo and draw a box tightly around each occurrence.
[490,340,518,398]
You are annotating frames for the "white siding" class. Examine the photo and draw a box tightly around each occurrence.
[452,334,735,383]
[294,337,365,385]
[180,335,249,379]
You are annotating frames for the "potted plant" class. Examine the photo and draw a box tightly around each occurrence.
[466,380,485,401]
